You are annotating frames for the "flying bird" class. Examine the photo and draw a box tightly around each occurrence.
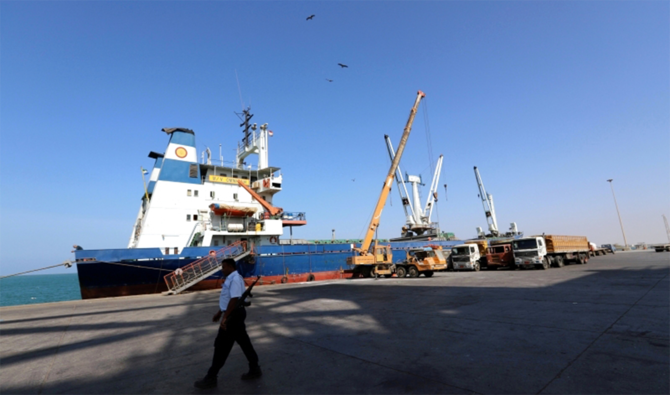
[306,14,315,21]
[325,78,333,82]
[338,63,348,68]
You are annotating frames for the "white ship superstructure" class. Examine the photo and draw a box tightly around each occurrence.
[128,111,303,253]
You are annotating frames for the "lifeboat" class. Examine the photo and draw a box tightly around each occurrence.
[209,203,259,217]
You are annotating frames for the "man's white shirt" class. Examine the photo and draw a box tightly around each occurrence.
[220,270,245,311]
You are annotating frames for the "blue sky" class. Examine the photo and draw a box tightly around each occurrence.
[1,1,668,276]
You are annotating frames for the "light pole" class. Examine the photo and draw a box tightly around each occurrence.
[607,179,628,248]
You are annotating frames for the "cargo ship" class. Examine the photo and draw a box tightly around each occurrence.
[74,108,464,299]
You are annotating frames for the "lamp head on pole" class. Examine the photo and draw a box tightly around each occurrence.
[607,179,613,183]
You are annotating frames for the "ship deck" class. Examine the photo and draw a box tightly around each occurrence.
[1,251,668,394]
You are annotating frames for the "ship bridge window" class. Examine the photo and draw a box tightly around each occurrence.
[174,247,178,254]
[194,190,199,197]
[187,189,192,196]
[189,164,198,178]
[210,191,215,198]
[186,214,191,221]
[233,193,238,201]
[251,176,257,182]
[193,214,198,221]
[219,173,227,177]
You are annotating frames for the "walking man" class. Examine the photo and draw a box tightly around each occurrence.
[194,258,261,389]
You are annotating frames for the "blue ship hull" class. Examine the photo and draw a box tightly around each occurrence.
[75,240,465,299]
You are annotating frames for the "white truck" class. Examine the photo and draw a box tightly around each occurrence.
[449,243,482,271]
[512,235,590,270]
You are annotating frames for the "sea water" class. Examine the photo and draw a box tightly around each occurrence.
[0,273,81,307]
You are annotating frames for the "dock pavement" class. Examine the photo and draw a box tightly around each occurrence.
[1,250,668,394]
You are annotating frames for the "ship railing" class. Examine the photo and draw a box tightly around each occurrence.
[163,240,251,295]
[280,212,306,221]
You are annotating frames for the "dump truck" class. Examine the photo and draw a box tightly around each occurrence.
[512,235,590,270]
[395,245,449,278]
[484,240,514,269]
[449,240,487,271]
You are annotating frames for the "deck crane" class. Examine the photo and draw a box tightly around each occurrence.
[347,90,425,277]
[385,135,443,239]
[474,166,499,237]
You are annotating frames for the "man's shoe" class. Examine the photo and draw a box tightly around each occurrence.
[241,365,262,380]
[194,375,217,389]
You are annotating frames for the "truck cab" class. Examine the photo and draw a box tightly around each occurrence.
[601,244,617,253]
[449,244,482,271]
[512,237,547,268]
[485,243,514,269]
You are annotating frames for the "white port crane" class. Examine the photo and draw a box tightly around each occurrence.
[385,135,443,237]
[474,166,499,237]
[663,214,670,243]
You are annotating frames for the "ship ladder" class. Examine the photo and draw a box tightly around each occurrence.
[163,241,252,295]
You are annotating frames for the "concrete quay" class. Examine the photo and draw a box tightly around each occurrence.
[1,250,668,394]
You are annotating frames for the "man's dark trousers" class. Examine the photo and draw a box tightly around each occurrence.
[207,308,259,378]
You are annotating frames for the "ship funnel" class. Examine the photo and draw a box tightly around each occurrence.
[158,128,200,184]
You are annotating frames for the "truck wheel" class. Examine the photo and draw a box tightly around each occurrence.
[541,257,549,270]
[577,254,585,265]
[447,257,454,271]
[363,267,373,278]
[383,274,393,278]
[408,266,419,278]
[423,271,434,277]
[553,256,564,268]
[473,261,480,272]
[396,266,407,278]
[582,254,589,265]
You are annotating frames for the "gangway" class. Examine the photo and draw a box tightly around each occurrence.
[163,241,251,295]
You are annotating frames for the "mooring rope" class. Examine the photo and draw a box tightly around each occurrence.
[0,262,74,279]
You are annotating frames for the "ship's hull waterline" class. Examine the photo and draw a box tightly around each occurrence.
[75,240,464,299]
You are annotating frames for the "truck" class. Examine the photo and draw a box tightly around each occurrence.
[484,240,515,269]
[655,244,670,252]
[395,245,449,278]
[449,241,485,271]
[512,235,590,270]
[600,244,617,254]
[588,242,611,257]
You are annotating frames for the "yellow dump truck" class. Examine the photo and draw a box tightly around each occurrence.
[512,235,590,270]
[395,245,449,278]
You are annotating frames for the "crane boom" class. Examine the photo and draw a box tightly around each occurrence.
[237,180,283,216]
[474,166,499,236]
[385,135,416,226]
[423,154,443,223]
[357,90,425,254]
